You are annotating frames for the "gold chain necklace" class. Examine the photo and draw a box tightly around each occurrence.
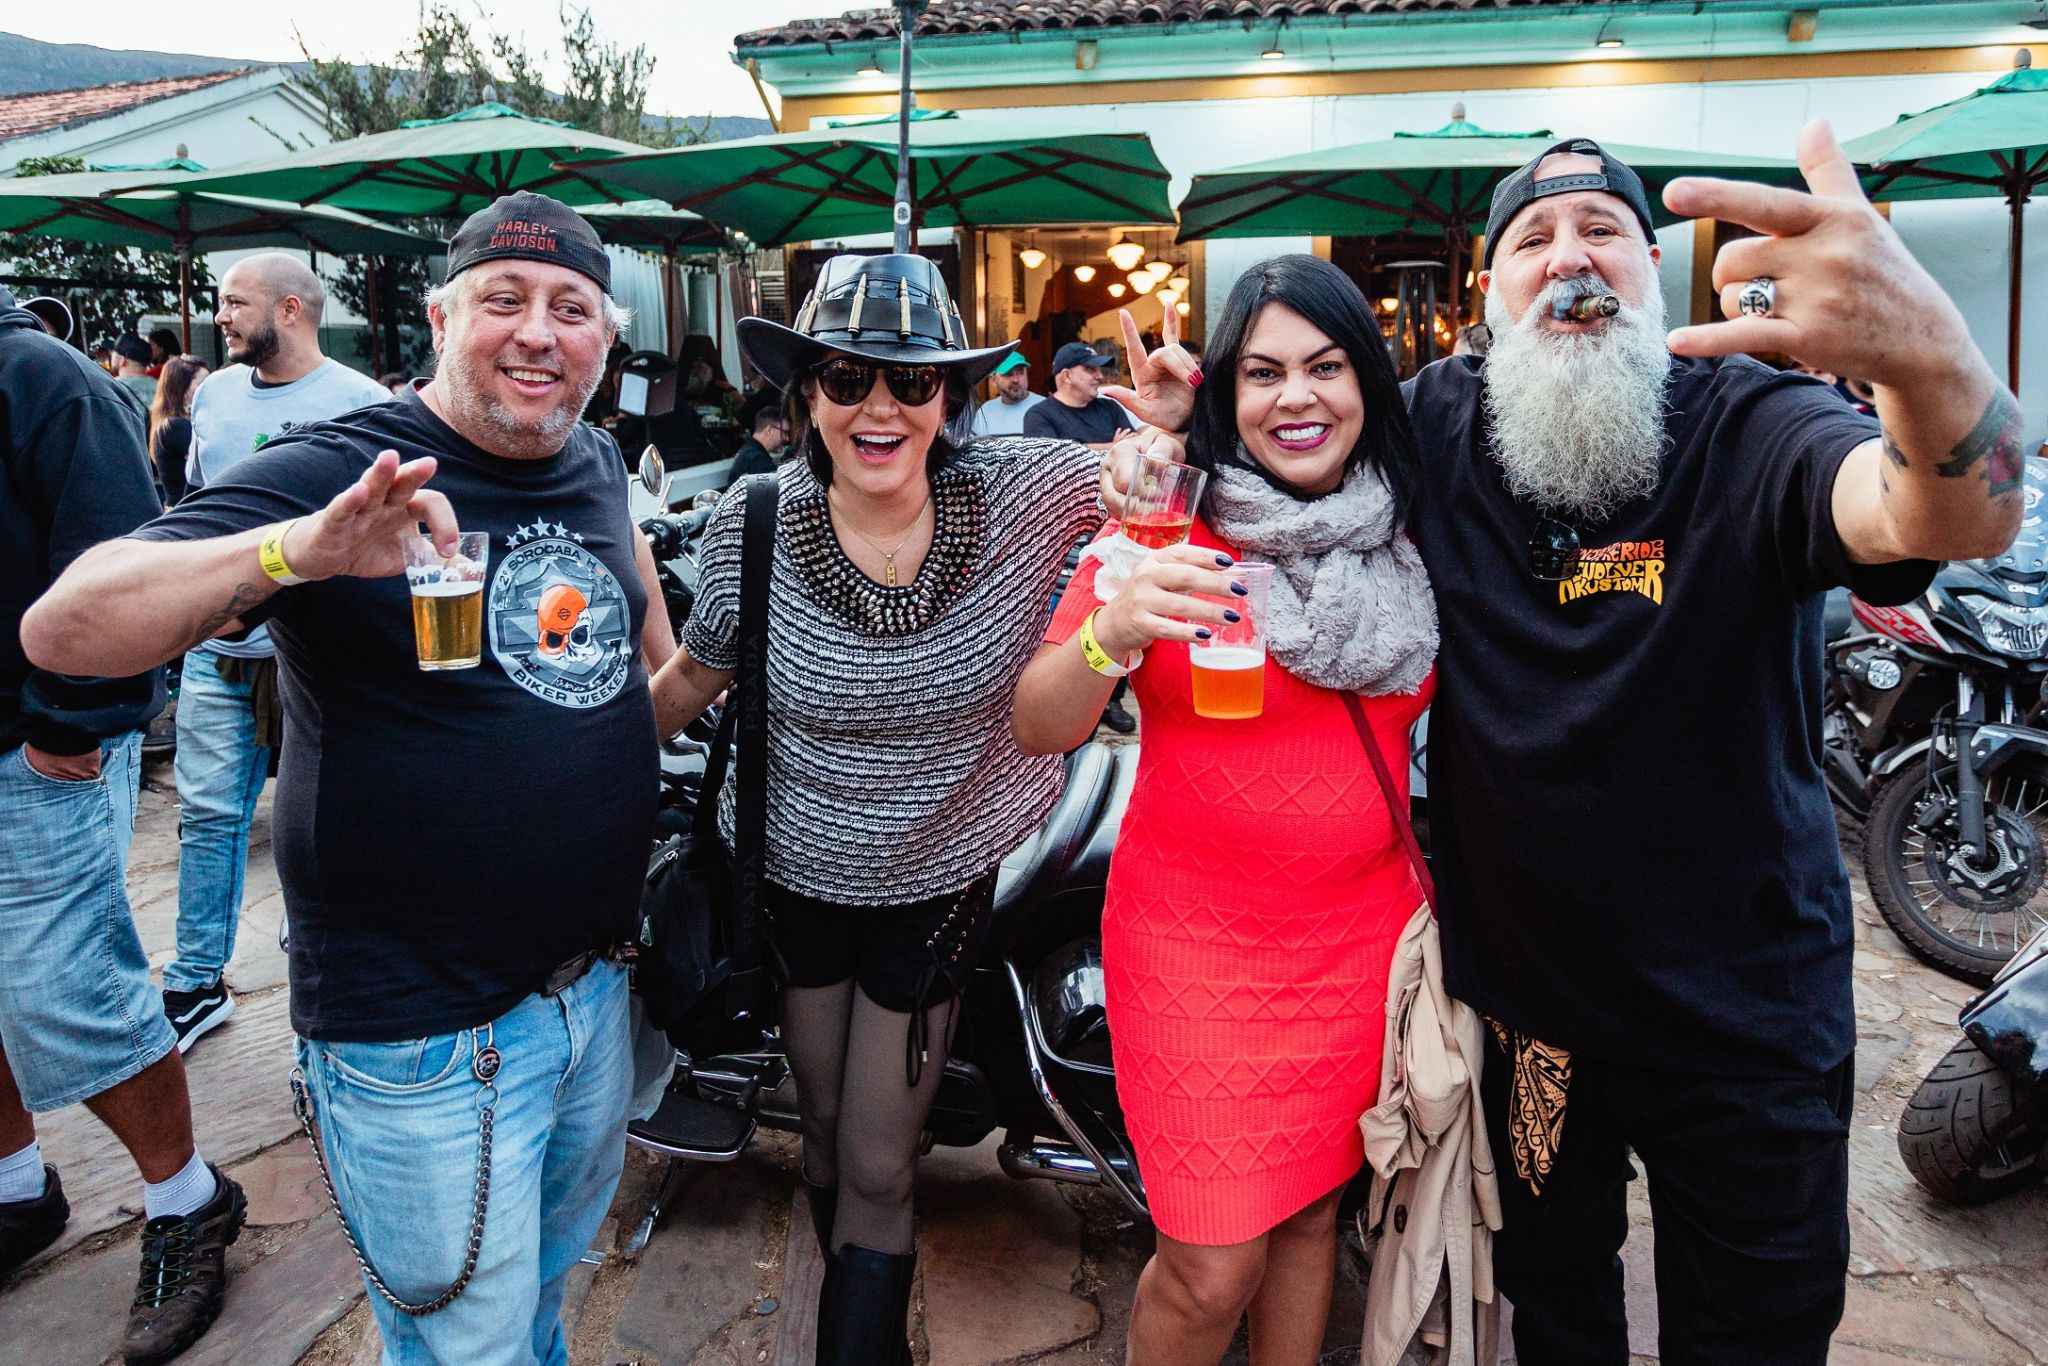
[830,489,933,588]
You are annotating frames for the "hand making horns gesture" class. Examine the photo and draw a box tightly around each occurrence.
[1663,119,1974,389]
[1101,304,1203,434]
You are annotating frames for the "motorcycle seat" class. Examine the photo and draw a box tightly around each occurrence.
[993,741,1118,926]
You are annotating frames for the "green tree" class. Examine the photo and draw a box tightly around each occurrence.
[1,155,207,353]
[293,4,713,372]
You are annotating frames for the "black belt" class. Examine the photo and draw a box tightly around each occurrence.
[539,942,637,998]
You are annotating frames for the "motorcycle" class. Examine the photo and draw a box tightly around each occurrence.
[1897,919,2048,1204]
[1822,459,2048,984]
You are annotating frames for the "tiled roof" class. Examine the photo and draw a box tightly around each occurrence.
[737,0,1636,48]
[0,68,260,145]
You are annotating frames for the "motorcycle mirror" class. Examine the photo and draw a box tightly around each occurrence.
[637,445,670,503]
[692,488,721,511]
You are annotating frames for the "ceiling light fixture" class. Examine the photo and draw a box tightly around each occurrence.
[1106,238,1146,271]
[1175,300,1191,316]
[1154,289,1179,309]
[1594,19,1623,48]
[1130,272,1159,295]
[1107,282,1127,298]
[1143,258,1171,277]
[1018,247,1048,270]
[1073,264,1097,283]
[857,53,886,75]
[1167,273,1191,294]
[1262,19,1286,59]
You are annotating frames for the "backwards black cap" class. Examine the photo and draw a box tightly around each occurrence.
[446,191,611,294]
[1483,138,1656,271]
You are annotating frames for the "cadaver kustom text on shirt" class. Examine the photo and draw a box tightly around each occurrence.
[128,389,656,1042]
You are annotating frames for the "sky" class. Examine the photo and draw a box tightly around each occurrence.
[11,1,837,118]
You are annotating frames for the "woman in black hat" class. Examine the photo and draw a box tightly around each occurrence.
[649,251,1183,1363]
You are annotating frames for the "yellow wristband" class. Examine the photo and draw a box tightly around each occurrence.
[1079,609,1138,677]
[258,520,307,587]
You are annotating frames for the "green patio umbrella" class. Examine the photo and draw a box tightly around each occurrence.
[1842,53,2048,391]
[572,110,1176,248]
[0,164,441,347]
[115,103,646,219]
[1176,105,1801,316]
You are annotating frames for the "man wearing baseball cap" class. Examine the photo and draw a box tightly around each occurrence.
[27,191,660,1361]
[1023,340,1136,449]
[1393,129,2016,1361]
[967,350,1045,437]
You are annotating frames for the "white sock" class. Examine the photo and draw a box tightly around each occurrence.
[0,1141,46,1203]
[142,1150,216,1220]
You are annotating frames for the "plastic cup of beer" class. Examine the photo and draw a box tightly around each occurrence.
[1190,562,1273,720]
[399,530,488,670]
[1120,453,1208,550]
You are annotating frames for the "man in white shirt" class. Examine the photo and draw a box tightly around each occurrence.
[164,253,389,1052]
[967,351,1044,438]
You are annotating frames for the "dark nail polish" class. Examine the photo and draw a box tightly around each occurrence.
[1195,628,1213,640]
[1230,581,1249,596]
[1214,553,1234,567]
[1224,609,1242,624]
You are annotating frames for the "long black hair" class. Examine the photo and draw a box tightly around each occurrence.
[1186,254,1419,528]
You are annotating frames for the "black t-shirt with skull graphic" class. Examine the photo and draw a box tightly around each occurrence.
[130,388,656,1042]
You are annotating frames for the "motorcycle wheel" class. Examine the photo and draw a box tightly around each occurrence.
[1865,759,2048,985]
[1896,1037,2045,1205]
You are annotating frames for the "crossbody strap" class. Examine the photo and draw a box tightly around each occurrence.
[1339,692,1436,914]
[726,475,777,1021]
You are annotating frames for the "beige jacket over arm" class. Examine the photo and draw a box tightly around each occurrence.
[1357,903,1503,1366]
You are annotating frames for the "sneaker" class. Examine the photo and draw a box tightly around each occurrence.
[122,1165,245,1366]
[162,981,234,1054]
[1100,696,1138,734]
[0,1165,69,1281]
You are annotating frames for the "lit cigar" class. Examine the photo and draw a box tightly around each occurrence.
[1552,292,1621,323]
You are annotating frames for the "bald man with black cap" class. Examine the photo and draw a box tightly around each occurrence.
[26,192,666,1362]
[1390,127,2018,1363]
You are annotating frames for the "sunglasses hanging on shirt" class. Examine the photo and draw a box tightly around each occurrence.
[813,357,945,408]
[1528,514,1583,581]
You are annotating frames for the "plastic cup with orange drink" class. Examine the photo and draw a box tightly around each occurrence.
[1189,562,1273,719]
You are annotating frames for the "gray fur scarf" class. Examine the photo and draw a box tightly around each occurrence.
[1205,457,1437,695]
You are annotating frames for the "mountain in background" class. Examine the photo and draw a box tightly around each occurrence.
[0,32,777,139]
[0,32,254,96]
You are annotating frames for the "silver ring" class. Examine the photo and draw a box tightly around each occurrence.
[1736,277,1777,318]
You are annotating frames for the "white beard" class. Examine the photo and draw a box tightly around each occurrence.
[1481,276,1673,522]
[438,344,599,459]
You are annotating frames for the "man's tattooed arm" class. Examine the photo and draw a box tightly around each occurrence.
[176,581,270,654]
[1925,386,2026,498]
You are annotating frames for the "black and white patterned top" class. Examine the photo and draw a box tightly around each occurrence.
[685,436,1104,904]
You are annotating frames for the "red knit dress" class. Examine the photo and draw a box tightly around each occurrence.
[1046,518,1433,1246]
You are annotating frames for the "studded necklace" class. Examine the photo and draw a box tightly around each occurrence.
[830,488,933,588]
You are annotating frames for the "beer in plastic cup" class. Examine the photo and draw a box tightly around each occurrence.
[399,530,488,670]
[1190,562,1273,719]
[1120,453,1207,550]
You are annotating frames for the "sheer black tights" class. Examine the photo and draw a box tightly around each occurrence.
[779,979,955,1256]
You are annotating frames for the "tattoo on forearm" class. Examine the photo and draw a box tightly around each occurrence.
[1933,389,2025,498]
[181,582,267,651]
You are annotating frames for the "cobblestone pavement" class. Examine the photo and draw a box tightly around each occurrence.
[0,749,2043,1365]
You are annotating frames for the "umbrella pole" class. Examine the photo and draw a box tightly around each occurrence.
[891,0,928,254]
[177,242,192,354]
[1447,229,1466,324]
[366,257,383,376]
[2010,178,2027,396]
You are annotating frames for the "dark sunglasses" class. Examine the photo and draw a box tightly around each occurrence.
[813,357,944,408]
[1528,515,1583,581]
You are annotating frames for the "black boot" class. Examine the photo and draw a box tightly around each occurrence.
[0,1165,69,1281]
[814,1242,915,1366]
[801,1176,837,1264]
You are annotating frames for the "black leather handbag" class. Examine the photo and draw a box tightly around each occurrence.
[635,475,773,1052]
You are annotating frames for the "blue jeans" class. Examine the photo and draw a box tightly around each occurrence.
[0,733,177,1111]
[167,649,271,991]
[295,961,631,1366]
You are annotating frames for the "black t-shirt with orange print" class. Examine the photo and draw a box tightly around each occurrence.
[1404,353,1934,1075]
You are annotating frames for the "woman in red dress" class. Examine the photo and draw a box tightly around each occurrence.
[1014,255,1437,1364]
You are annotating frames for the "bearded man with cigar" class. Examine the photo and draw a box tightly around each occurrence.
[1396,127,2020,1362]
[25,193,661,1365]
